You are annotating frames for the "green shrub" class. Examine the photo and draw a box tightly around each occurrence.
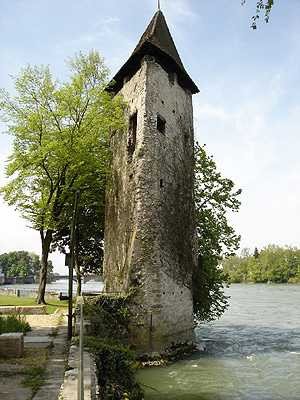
[83,293,144,400]
[85,337,143,400]
[0,314,31,334]
[84,293,133,343]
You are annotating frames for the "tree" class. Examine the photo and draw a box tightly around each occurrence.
[0,251,40,278]
[193,143,241,322]
[223,245,300,283]
[0,51,125,303]
[51,173,106,296]
[242,0,274,29]
[0,250,53,281]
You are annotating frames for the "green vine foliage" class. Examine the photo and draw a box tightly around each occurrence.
[84,293,133,343]
[83,293,143,400]
[193,144,241,322]
[85,338,143,400]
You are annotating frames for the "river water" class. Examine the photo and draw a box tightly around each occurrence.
[138,284,300,400]
[1,279,104,294]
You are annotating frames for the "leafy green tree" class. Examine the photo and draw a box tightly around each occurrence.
[223,245,300,283]
[0,51,125,303]
[193,144,242,322]
[0,251,53,280]
[0,251,40,278]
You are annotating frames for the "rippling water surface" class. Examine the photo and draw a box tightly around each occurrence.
[138,284,300,400]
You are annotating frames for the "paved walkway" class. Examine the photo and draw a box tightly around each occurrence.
[0,312,69,400]
[33,322,68,400]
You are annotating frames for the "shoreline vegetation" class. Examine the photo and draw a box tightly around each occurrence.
[223,245,300,284]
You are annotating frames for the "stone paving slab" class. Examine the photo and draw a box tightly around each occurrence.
[0,362,24,373]
[24,336,52,348]
[33,323,68,400]
[0,375,31,400]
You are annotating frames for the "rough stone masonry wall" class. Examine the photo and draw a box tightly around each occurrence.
[103,61,148,293]
[103,56,196,352]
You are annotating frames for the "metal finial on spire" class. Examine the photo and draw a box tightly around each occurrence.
[158,0,161,10]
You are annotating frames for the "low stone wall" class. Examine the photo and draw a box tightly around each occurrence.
[0,332,24,358]
[0,306,47,315]
[60,345,96,400]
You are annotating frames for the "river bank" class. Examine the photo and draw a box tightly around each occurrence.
[138,283,300,400]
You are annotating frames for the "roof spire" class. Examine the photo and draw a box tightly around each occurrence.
[107,7,199,94]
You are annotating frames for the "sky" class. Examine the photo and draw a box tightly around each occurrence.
[0,0,300,274]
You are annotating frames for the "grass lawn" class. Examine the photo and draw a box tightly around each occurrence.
[0,295,68,314]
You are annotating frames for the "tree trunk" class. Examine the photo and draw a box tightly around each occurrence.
[36,230,53,304]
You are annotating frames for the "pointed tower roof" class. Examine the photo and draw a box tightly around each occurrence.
[108,10,199,94]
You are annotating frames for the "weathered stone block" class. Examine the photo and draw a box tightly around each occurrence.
[0,332,24,358]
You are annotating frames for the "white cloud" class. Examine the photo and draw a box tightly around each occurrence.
[0,140,66,273]
[54,15,134,74]
[193,73,300,251]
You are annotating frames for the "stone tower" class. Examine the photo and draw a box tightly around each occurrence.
[103,10,199,353]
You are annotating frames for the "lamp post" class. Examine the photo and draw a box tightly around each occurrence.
[67,190,80,340]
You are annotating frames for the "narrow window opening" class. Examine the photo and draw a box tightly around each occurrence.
[161,100,165,105]
[128,112,137,160]
[160,179,164,188]
[168,72,175,85]
[157,114,166,134]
